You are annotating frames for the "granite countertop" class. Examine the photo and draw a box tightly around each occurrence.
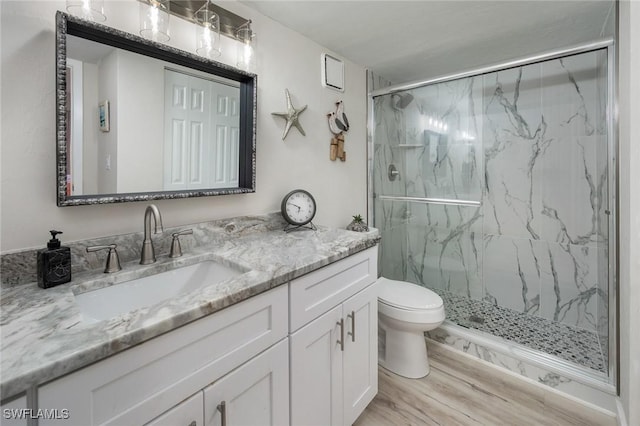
[0,216,379,399]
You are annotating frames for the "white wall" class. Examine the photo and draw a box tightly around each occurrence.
[617,1,640,424]
[82,62,99,194]
[116,50,164,193]
[97,48,118,194]
[0,0,368,252]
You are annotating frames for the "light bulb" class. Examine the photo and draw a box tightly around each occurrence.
[139,0,170,42]
[195,3,221,59]
[66,0,106,21]
[236,23,256,72]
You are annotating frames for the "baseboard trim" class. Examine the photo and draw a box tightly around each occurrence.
[427,338,618,423]
[616,397,628,426]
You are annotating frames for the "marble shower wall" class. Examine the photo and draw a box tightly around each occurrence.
[373,50,610,337]
[482,51,609,333]
[371,71,407,281]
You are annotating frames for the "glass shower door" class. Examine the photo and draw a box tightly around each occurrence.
[371,47,611,378]
[372,75,484,299]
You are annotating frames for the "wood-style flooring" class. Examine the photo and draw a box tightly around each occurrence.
[354,343,616,426]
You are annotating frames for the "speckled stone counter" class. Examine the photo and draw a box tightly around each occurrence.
[0,213,379,399]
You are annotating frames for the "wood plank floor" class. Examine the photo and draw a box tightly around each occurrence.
[354,343,616,426]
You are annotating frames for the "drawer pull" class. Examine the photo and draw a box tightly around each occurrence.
[348,310,356,342]
[337,318,344,351]
[217,401,227,426]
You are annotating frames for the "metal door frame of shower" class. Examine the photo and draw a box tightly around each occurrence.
[366,38,618,392]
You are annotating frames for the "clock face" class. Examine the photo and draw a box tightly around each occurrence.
[281,190,316,225]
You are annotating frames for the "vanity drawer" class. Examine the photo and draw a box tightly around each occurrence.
[38,285,288,426]
[145,391,203,426]
[289,246,377,332]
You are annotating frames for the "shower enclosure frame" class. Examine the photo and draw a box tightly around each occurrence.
[367,38,618,392]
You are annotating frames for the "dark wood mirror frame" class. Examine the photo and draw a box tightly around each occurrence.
[56,11,257,207]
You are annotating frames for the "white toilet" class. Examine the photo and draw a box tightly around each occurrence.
[377,277,445,379]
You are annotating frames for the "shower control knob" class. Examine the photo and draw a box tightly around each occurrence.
[388,164,400,181]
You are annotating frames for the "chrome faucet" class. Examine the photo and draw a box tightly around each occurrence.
[140,204,164,264]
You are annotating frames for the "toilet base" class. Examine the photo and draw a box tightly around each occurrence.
[378,322,431,379]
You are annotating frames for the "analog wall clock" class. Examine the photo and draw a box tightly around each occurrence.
[281,189,317,232]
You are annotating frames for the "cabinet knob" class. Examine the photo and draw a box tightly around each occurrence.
[188,422,196,426]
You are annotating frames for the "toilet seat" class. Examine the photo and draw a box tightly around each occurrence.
[377,277,445,324]
[378,277,443,310]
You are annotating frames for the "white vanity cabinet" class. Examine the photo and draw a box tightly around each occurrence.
[35,245,379,426]
[289,247,378,426]
[203,339,289,426]
[0,394,28,426]
[147,339,289,426]
[38,285,288,426]
[145,392,203,426]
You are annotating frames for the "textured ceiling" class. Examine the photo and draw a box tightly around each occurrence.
[241,1,614,84]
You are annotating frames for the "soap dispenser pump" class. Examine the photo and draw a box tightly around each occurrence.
[37,230,72,288]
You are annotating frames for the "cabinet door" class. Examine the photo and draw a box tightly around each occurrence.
[290,305,344,426]
[203,339,289,426]
[0,394,28,426]
[145,392,203,426]
[343,283,378,425]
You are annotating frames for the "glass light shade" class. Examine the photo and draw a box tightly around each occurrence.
[236,25,256,72]
[195,4,221,59]
[66,0,106,22]
[139,0,170,43]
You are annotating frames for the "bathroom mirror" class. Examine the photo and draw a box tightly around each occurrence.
[56,12,256,206]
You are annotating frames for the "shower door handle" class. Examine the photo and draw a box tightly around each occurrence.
[377,195,481,207]
[347,311,355,342]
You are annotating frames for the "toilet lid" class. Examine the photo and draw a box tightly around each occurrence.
[378,277,443,310]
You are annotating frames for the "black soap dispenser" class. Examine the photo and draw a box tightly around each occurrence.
[37,230,72,288]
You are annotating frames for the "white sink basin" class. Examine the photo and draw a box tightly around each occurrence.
[75,260,243,322]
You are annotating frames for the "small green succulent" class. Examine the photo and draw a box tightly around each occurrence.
[347,214,369,232]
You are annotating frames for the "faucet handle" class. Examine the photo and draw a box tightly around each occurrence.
[86,244,122,273]
[169,229,193,258]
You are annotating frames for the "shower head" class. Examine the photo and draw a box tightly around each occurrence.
[391,93,414,110]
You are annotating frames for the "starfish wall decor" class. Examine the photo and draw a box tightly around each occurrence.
[271,89,307,140]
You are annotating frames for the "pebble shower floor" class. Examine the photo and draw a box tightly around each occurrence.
[434,289,606,374]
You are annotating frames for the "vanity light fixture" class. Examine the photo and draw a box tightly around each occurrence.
[236,21,256,72]
[66,0,106,22]
[139,0,170,42]
[195,0,221,59]
[137,1,254,66]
